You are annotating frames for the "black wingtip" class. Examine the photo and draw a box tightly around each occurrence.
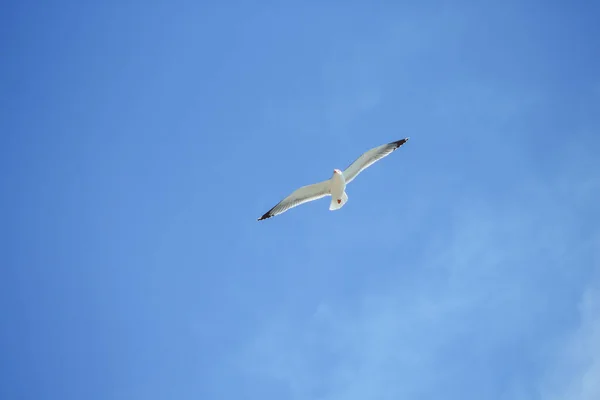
[392,137,409,148]
[257,212,272,221]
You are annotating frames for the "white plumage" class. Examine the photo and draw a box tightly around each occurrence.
[258,138,409,221]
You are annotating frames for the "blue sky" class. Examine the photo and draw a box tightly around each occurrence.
[2,1,600,399]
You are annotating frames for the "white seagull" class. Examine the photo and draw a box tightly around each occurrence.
[258,137,409,221]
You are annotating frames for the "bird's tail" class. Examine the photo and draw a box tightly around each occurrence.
[329,192,348,211]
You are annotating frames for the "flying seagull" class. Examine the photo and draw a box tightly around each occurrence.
[258,137,409,221]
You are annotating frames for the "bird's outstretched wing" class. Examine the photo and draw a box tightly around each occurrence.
[258,180,331,221]
[343,138,409,185]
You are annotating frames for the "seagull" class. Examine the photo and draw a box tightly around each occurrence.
[257,137,409,221]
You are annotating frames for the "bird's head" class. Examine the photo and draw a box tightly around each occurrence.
[333,169,342,175]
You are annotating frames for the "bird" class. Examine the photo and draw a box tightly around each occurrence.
[257,137,409,221]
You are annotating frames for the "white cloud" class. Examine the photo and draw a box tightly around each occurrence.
[237,134,599,400]
[540,256,600,400]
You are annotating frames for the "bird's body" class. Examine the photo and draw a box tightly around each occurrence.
[329,169,347,211]
[257,138,409,221]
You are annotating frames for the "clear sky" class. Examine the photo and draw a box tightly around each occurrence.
[2,1,600,400]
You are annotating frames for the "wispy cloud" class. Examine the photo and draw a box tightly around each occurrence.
[541,262,600,400]
[237,140,599,400]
